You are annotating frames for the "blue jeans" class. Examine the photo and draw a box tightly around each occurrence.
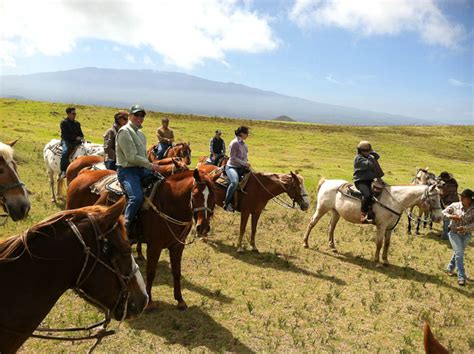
[60,140,72,173]
[105,160,117,171]
[156,143,171,160]
[441,217,450,240]
[117,167,153,227]
[225,166,245,206]
[447,230,472,281]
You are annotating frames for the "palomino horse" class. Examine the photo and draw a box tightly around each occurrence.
[199,165,310,252]
[67,169,215,310]
[43,139,104,203]
[423,322,449,354]
[147,142,192,165]
[0,140,30,223]
[407,168,439,235]
[0,200,148,353]
[66,158,189,209]
[303,179,443,267]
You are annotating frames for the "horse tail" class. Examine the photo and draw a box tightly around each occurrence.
[317,178,326,193]
[423,321,449,354]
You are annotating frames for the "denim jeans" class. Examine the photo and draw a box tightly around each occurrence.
[225,166,245,206]
[447,230,472,281]
[117,167,153,227]
[441,217,450,240]
[60,140,72,173]
[156,143,171,160]
[104,160,117,171]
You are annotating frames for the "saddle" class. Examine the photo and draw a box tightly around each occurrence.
[215,171,251,210]
[338,179,385,201]
[49,141,81,161]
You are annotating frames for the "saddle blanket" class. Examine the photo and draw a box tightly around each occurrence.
[215,172,251,191]
[90,174,123,196]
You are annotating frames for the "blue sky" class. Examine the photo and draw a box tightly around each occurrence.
[0,0,472,123]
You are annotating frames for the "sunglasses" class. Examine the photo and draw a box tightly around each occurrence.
[134,112,146,118]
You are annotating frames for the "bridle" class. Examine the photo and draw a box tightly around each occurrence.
[0,159,27,225]
[406,186,443,224]
[0,214,140,352]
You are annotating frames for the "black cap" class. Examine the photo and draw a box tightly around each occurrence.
[460,189,473,199]
[439,171,451,180]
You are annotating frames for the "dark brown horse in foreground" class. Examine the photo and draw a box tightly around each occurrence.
[147,142,192,165]
[0,140,30,223]
[0,200,148,353]
[67,169,216,310]
[199,165,309,252]
[424,322,449,354]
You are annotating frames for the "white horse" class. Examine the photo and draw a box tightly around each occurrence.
[43,139,104,203]
[303,179,443,267]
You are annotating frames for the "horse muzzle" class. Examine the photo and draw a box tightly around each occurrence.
[4,197,31,221]
[196,223,210,236]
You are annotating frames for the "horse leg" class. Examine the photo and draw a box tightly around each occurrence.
[136,242,145,261]
[250,211,262,253]
[145,245,161,311]
[303,206,328,248]
[374,227,385,267]
[382,229,392,266]
[237,212,250,253]
[407,214,412,235]
[416,216,421,235]
[169,243,187,310]
[327,209,340,252]
[48,169,56,203]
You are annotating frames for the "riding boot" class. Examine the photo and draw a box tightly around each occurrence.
[367,207,375,224]
[360,212,368,223]
[126,217,143,245]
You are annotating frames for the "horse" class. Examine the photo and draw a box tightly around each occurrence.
[66,155,104,185]
[196,155,229,168]
[0,200,148,353]
[199,165,310,253]
[423,322,449,354]
[147,142,192,165]
[303,179,443,267]
[407,168,439,235]
[67,169,216,310]
[66,158,189,210]
[43,139,104,203]
[0,140,30,223]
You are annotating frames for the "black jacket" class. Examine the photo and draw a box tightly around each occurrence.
[353,151,380,182]
[60,118,84,144]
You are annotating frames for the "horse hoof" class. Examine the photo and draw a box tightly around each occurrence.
[251,248,259,253]
[331,248,338,254]
[237,247,244,253]
[145,301,157,312]
[375,263,383,268]
[383,262,390,267]
[303,242,309,249]
[177,301,188,311]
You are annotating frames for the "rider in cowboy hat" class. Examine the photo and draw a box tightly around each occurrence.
[438,171,459,239]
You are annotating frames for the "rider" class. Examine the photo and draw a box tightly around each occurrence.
[156,117,174,159]
[103,110,128,170]
[209,129,226,165]
[59,107,84,179]
[438,171,459,239]
[224,126,250,212]
[116,104,164,243]
[353,140,382,223]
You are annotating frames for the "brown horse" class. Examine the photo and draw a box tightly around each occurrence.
[66,155,104,185]
[66,158,188,210]
[0,200,148,353]
[0,140,30,223]
[199,165,310,252]
[147,142,192,165]
[423,322,449,354]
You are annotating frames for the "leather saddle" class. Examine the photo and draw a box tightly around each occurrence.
[338,179,385,201]
[50,141,81,161]
[215,171,251,191]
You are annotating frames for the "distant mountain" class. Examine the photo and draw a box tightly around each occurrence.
[0,67,438,125]
[273,115,296,122]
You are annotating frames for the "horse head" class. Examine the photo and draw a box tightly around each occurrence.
[191,169,215,236]
[0,141,30,221]
[171,157,189,174]
[285,171,310,211]
[75,199,148,320]
[424,184,443,223]
[176,142,192,165]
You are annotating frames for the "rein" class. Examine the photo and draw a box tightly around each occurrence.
[0,215,138,352]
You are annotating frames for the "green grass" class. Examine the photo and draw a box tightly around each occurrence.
[1,98,473,353]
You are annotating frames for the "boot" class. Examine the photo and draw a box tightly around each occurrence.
[360,212,368,223]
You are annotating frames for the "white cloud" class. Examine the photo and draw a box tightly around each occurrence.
[125,54,136,64]
[112,45,121,52]
[0,0,278,69]
[289,0,464,49]
[449,78,473,88]
[143,55,154,65]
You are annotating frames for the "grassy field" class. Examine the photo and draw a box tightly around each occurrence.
[1,98,473,353]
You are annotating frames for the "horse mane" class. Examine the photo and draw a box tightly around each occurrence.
[0,142,14,163]
[0,205,125,261]
[423,321,449,354]
[166,169,214,189]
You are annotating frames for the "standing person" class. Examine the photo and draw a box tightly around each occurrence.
[353,141,383,223]
[209,129,226,165]
[116,104,164,242]
[59,107,84,179]
[224,126,250,212]
[156,117,174,159]
[103,110,128,170]
[443,189,473,286]
[439,171,459,239]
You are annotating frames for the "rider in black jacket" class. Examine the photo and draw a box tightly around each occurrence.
[59,107,84,178]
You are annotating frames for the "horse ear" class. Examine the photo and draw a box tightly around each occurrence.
[193,168,201,182]
[425,167,429,171]
[416,167,420,172]
[6,138,19,147]
[294,169,300,175]
[99,198,125,231]
[290,171,297,178]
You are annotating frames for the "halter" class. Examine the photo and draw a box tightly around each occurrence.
[0,158,27,225]
[0,214,140,352]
